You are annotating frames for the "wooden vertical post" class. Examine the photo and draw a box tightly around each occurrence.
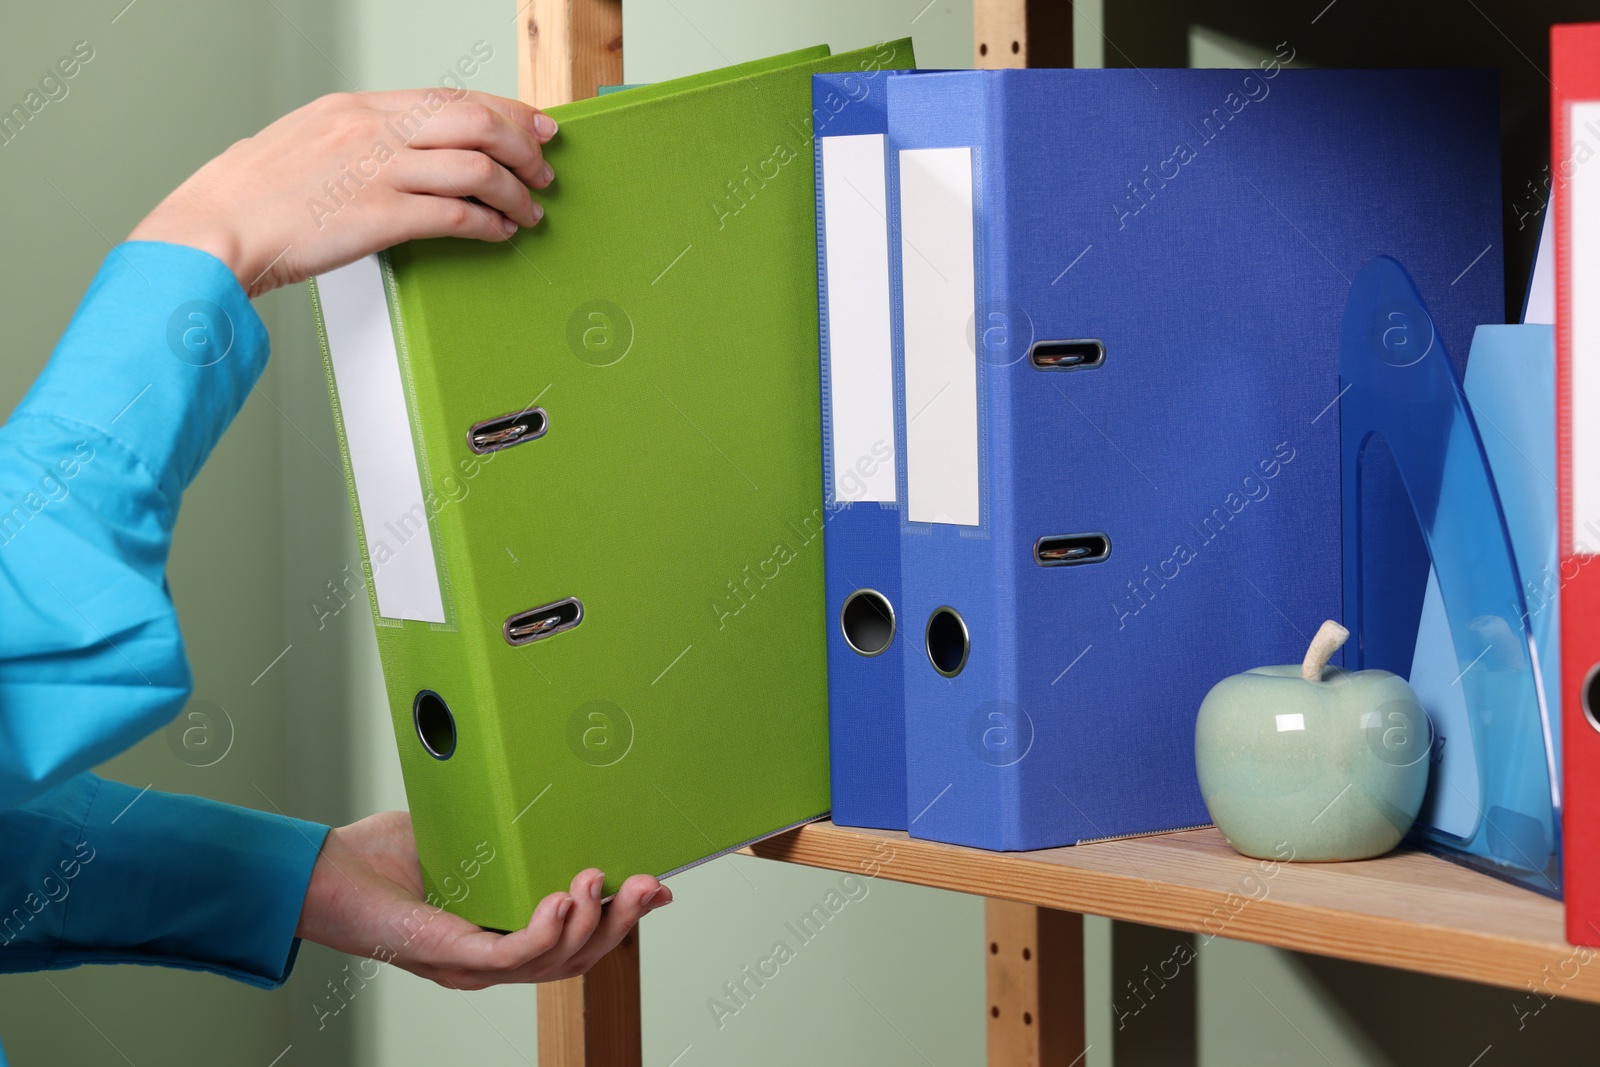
[536,928,642,1067]
[986,899,1088,1066]
[973,0,1073,69]
[518,0,624,107]
[520,3,634,1063]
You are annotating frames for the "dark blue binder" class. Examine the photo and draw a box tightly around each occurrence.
[815,69,913,829]
[889,68,1503,850]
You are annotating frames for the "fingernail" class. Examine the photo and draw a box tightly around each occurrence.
[556,895,573,921]
[501,216,517,236]
[530,202,544,224]
[642,887,672,909]
[534,113,558,139]
[590,873,605,901]
[540,162,554,186]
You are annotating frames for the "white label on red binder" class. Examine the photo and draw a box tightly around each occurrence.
[821,133,896,504]
[317,255,447,624]
[900,147,980,527]
[1572,101,1600,550]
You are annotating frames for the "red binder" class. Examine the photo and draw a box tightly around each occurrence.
[1556,22,1600,946]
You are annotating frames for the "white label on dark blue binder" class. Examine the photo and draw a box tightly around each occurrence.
[1572,101,1600,547]
[821,133,896,504]
[317,255,447,624]
[900,147,980,527]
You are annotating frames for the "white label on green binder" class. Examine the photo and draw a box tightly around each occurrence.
[822,133,896,504]
[1571,101,1600,548]
[318,255,447,624]
[900,147,979,526]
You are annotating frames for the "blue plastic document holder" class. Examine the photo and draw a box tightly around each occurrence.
[1340,256,1561,896]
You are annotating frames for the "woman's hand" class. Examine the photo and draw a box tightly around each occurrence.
[128,89,554,298]
[296,811,670,989]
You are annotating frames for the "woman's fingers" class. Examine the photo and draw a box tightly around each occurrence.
[391,149,541,228]
[433,889,575,977]
[542,868,609,968]
[448,874,667,987]
[397,192,521,243]
[361,88,557,145]
[555,875,665,978]
[386,96,554,191]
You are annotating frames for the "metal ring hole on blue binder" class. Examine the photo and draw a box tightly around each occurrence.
[841,588,896,657]
[1029,339,1104,371]
[926,607,969,678]
[1035,533,1111,567]
[413,690,456,760]
[468,407,548,454]
[504,597,583,646]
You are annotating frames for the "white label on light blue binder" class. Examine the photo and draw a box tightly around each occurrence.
[1571,101,1600,548]
[318,255,447,624]
[821,134,896,504]
[900,147,980,527]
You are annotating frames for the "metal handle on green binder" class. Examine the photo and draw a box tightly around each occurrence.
[504,597,583,645]
[468,407,548,454]
[1340,256,1560,896]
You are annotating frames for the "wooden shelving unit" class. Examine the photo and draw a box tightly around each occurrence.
[516,3,1585,1064]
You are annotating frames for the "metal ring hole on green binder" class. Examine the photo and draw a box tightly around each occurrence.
[413,690,456,760]
[841,588,896,657]
[926,607,970,678]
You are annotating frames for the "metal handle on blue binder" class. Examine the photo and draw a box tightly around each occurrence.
[1034,533,1111,567]
[1029,339,1104,371]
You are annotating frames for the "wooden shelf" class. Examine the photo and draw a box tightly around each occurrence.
[747,820,1592,1004]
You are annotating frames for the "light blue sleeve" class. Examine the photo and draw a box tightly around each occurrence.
[0,242,329,985]
[0,774,326,988]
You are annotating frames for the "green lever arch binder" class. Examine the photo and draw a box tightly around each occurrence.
[311,39,914,930]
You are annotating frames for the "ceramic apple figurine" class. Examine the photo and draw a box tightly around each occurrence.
[1194,620,1430,861]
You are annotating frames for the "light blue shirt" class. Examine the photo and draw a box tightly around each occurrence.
[0,243,329,1015]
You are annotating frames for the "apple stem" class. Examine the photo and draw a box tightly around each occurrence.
[1301,620,1351,681]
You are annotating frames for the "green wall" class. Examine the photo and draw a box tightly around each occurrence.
[0,1,344,1064]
